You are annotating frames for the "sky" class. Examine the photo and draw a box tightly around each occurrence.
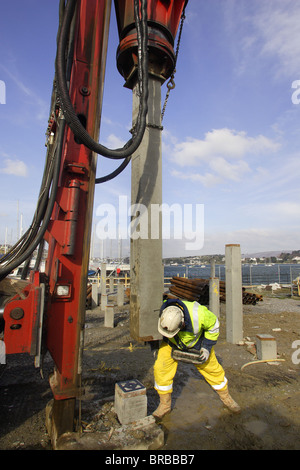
[0,0,300,259]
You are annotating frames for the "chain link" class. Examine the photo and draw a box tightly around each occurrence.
[161,9,186,122]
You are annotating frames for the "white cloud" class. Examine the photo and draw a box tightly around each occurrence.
[0,64,48,123]
[243,201,300,223]
[276,202,300,218]
[167,128,279,187]
[162,226,299,257]
[104,133,126,149]
[209,156,250,182]
[171,129,279,167]
[0,158,28,177]
[171,169,221,188]
[227,0,300,80]
[203,227,299,256]
[253,1,300,79]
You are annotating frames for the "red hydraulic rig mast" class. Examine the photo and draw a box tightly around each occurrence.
[0,0,188,445]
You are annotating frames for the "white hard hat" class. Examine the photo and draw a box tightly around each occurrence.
[158,306,184,338]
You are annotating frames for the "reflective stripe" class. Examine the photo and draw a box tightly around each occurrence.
[192,302,200,334]
[211,376,228,390]
[208,318,220,335]
[154,381,173,392]
[186,336,200,348]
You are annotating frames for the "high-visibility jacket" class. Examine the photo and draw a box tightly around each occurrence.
[161,298,219,353]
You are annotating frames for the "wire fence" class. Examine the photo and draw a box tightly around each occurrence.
[164,264,300,288]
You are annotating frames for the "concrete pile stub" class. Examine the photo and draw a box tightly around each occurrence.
[256,334,277,360]
[115,379,147,425]
[91,283,99,308]
[104,305,115,328]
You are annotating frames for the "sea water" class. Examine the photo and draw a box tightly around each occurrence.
[164,264,300,286]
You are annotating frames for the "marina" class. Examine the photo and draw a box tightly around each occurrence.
[87,262,300,292]
[6,256,300,291]
[164,263,300,287]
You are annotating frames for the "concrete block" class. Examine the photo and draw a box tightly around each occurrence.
[114,379,147,425]
[256,334,277,360]
[104,305,114,328]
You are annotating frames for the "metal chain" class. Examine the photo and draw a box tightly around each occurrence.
[161,8,186,122]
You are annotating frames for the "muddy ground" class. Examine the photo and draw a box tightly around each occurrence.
[0,290,300,451]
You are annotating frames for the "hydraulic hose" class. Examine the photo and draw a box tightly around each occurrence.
[0,149,55,268]
[241,358,285,371]
[95,156,131,184]
[56,0,149,160]
[0,0,149,278]
[0,119,66,281]
[0,1,75,278]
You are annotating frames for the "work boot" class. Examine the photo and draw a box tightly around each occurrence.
[216,388,241,413]
[152,393,172,420]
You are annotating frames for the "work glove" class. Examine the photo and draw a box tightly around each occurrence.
[199,347,210,363]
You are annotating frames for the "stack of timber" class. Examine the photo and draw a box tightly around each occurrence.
[241,288,263,305]
[169,277,262,305]
[169,277,209,304]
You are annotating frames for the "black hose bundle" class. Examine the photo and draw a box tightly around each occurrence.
[56,0,149,161]
[0,119,66,281]
[0,0,149,280]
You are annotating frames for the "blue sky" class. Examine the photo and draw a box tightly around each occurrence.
[0,0,300,258]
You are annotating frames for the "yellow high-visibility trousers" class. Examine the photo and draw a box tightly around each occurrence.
[154,341,227,395]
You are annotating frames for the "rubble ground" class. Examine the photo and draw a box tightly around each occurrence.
[0,291,300,450]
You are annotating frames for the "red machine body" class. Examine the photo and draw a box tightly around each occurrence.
[44,0,111,401]
[0,0,188,435]
[3,272,43,358]
[2,0,112,402]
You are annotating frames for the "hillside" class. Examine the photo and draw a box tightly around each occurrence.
[163,250,300,265]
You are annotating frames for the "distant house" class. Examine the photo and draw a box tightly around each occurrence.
[292,257,300,263]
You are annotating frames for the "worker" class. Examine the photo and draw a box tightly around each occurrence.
[152,298,241,419]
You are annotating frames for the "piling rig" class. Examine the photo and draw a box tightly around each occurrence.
[0,0,188,445]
